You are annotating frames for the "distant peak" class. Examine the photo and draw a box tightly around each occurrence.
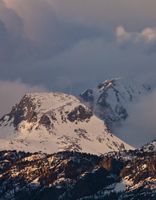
[97,78,122,90]
[141,139,156,152]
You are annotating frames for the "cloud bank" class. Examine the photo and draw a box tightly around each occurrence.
[116,26,156,43]
[0,0,156,90]
[117,90,156,147]
[0,0,156,145]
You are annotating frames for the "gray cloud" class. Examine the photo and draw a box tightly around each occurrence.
[48,0,156,30]
[0,0,156,146]
[1,0,156,90]
[116,90,156,147]
[1,0,102,63]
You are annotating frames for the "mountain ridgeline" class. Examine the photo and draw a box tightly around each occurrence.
[0,78,155,200]
[0,92,132,154]
[80,79,152,130]
[0,141,155,200]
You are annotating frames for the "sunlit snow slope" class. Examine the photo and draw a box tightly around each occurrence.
[0,92,132,154]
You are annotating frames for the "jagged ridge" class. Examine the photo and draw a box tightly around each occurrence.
[0,141,155,200]
[0,92,132,154]
[80,78,152,129]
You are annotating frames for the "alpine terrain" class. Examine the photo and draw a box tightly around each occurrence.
[0,80,155,200]
[0,92,132,154]
[0,140,155,200]
[80,78,152,129]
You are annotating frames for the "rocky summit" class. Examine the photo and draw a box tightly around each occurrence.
[0,80,155,200]
[0,92,132,154]
[80,78,152,129]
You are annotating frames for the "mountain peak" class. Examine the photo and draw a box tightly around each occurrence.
[80,78,152,129]
[0,91,133,154]
[141,139,156,152]
[97,78,121,90]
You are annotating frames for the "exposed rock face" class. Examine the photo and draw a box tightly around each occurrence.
[0,95,38,128]
[39,115,52,130]
[0,141,155,200]
[67,105,93,122]
[140,140,156,152]
[0,93,132,154]
[100,157,124,175]
[80,79,152,129]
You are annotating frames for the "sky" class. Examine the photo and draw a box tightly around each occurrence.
[0,0,156,146]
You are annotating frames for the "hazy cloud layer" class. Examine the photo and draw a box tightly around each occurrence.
[117,90,156,147]
[0,0,156,90]
[0,0,156,145]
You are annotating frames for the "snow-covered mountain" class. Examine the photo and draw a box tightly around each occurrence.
[0,92,132,154]
[0,140,155,200]
[80,78,152,129]
[140,139,156,152]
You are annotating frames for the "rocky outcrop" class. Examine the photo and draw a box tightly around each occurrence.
[67,105,93,122]
[0,142,155,200]
[0,95,38,128]
[80,79,152,129]
[0,92,132,154]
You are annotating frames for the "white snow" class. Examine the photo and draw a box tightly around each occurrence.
[114,181,126,192]
[0,92,133,155]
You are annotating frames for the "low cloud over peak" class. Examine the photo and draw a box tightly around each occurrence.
[0,0,156,146]
[0,80,46,117]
